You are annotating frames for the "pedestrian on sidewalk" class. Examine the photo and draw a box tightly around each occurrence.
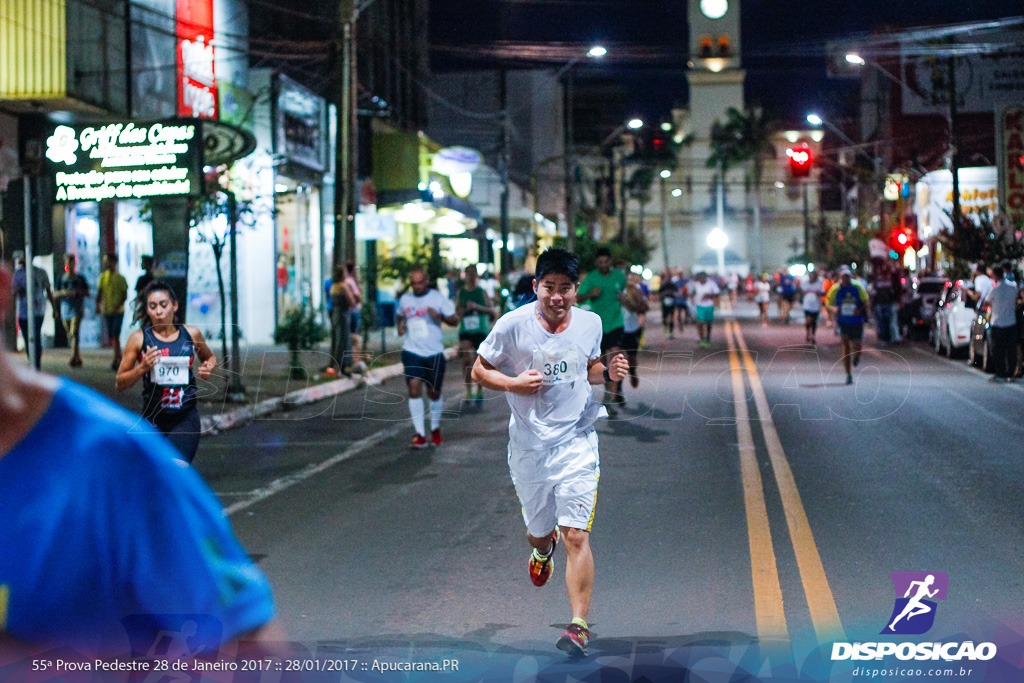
[55,254,89,368]
[116,282,216,463]
[691,271,721,348]
[11,250,56,370]
[983,265,1020,383]
[397,267,459,448]
[96,253,128,370]
[344,261,367,374]
[135,255,155,300]
[827,266,869,385]
[0,262,283,657]
[869,263,895,347]
[576,247,626,415]
[471,248,629,658]
[329,264,357,375]
[456,264,495,403]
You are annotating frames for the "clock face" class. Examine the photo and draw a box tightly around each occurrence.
[700,0,728,19]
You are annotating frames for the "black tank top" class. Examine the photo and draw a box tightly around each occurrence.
[141,325,197,418]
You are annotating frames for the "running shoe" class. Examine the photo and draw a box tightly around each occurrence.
[431,428,443,446]
[411,434,428,449]
[630,375,639,389]
[528,529,559,587]
[556,623,590,657]
[846,374,853,385]
[474,391,485,404]
[853,354,861,367]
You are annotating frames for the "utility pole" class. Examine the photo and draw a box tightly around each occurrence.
[334,0,358,268]
[499,70,511,275]
[226,192,245,400]
[948,54,962,230]
[660,173,670,272]
[23,178,37,369]
[802,179,810,261]
[564,69,576,251]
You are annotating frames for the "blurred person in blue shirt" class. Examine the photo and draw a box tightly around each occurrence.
[0,261,286,659]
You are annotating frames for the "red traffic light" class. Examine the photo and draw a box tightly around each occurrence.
[787,145,813,178]
[897,233,908,245]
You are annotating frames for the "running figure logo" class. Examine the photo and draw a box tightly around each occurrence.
[881,571,949,635]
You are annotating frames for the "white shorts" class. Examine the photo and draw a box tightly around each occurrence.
[508,429,601,538]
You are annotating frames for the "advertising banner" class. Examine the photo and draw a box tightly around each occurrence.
[177,0,219,119]
[45,120,202,202]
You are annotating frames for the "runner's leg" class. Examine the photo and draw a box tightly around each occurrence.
[561,527,594,623]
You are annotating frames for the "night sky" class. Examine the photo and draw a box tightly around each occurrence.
[430,0,1024,137]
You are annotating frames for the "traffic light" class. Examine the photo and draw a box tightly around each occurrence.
[888,225,917,256]
[787,144,813,178]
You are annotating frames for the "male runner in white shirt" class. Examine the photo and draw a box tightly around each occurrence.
[472,248,628,658]
[396,268,459,448]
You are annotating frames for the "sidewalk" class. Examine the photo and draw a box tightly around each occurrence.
[14,327,462,433]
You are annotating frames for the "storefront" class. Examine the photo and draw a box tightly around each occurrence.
[250,70,334,333]
[915,166,999,271]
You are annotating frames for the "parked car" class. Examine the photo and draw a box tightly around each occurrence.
[932,281,977,357]
[967,300,994,371]
[901,277,949,338]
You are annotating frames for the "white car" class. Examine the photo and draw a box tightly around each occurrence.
[932,281,978,357]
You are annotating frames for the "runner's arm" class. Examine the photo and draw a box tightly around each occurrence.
[186,325,217,381]
[116,331,155,391]
[472,355,542,395]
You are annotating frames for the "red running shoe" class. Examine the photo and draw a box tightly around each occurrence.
[528,528,559,587]
[411,434,428,449]
[431,428,443,446]
[556,622,590,657]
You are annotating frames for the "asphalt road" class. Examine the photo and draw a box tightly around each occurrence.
[192,305,1024,682]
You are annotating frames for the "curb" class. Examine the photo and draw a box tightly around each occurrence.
[200,347,459,436]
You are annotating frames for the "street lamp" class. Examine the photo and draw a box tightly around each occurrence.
[707,227,728,276]
[627,118,644,130]
[660,169,671,179]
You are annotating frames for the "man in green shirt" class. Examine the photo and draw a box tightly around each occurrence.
[577,247,627,415]
[96,253,129,370]
[456,265,494,403]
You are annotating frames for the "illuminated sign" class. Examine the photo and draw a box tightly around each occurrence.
[433,147,482,176]
[46,121,201,202]
[1005,108,1024,223]
[177,0,218,119]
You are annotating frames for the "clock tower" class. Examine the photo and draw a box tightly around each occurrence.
[686,0,744,144]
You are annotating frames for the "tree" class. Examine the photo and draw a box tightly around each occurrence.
[940,212,1024,278]
[711,107,777,271]
[190,190,252,371]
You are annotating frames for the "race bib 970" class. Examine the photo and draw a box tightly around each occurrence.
[153,355,189,386]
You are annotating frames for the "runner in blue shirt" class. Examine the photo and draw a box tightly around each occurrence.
[0,264,284,658]
[826,266,870,385]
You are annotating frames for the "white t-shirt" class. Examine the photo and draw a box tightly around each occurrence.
[477,303,604,451]
[974,274,994,301]
[800,277,826,312]
[398,289,455,357]
[691,280,720,308]
[754,281,771,303]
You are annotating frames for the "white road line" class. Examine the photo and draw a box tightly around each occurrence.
[223,424,404,516]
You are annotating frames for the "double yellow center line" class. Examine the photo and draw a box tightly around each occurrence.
[724,320,846,646]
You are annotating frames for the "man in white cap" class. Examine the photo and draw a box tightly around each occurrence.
[826,266,869,385]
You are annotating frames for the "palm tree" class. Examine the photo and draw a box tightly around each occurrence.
[714,107,777,272]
